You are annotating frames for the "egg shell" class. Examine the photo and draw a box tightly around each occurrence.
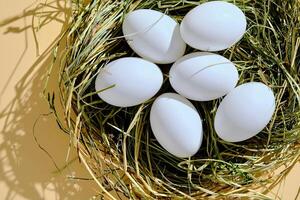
[95,57,163,107]
[150,93,203,158]
[214,82,275,142]
[122,9,186,64]
[169,52,239,101]
[180,1,247,51]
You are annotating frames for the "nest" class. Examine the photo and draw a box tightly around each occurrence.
[47,0,300,199]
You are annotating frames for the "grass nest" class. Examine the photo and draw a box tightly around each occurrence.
[47,0,300,199]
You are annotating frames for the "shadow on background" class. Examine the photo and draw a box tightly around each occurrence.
[0,1,96,199]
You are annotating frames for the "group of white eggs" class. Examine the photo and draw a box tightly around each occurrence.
[95,1,276,158]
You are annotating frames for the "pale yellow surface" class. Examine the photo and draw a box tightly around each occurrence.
[0,0,97,199]
[0,0,299,200]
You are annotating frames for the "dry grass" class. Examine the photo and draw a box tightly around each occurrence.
[46,0,300,199]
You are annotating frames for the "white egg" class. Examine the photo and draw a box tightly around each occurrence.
[169,52,239,101]
[180,1,247,51]
[150,93,203,158]
[122,9,186,64]
[95,57,163,107]
[214,82,276,142]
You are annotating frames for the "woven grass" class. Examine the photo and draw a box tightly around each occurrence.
[46,0,300,199]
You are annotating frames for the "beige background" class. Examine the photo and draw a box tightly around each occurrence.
[0,0,299,200]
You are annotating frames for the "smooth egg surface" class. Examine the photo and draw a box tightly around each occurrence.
[95,57,163,107]
[150,93,203,158]
[123,9,186,64]
[214,82,275,142]
[180,1,247,51]
[169,52,239,101]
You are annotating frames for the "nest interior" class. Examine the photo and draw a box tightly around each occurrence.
[47,0,300,199]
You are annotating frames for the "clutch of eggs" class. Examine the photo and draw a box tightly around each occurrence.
[93,3,276,158]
